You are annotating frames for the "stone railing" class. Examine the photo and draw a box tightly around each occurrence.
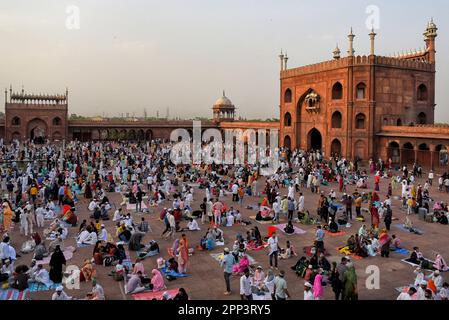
[281,54,434,79]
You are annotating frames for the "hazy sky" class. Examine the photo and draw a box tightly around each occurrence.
[1,0,448,121]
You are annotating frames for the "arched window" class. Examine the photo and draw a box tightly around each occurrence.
[53,117,62,126]
[419,143,430,151]
[53,131,62,140]
[356,82,366,100]
[284,112,292,127]
[332,82,343,100]
[355,113,366,129]
[331,139,342,155]
[417,112,427,125]
[397,118,402,126]
[417,84,428,101]
[331,111,342,129]
[403,142,414,150]
[11,116,21,126]
[388,141,400,149]
[354,140,366,160]
[284,135,291,149]
[284,89,292,103]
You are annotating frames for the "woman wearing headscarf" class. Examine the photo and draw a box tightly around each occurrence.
[252,227,262,246]
[48,236,65,253]
[374,173,380,192]
[151,269,166,292]
[32,232,42,246]
[169,238,180,257]
[233,254,250,274]
[49,245,66,283]
[178,234,189,273]
[379,230,392,258]
[80,259,96,282]
[174,288,189,301]
[2,202,13,232]
[84,182,93,199]
[313,269,324,300]
[34,240,49,260]
[343,262,358,300]
[128,230,145,251]
[205,229,215,251]
[370,204,380,229]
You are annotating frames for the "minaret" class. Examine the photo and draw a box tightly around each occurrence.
[333,44,341,60]
[424,18,438,64]
[369,27,377,56]
[278,49,285,71]
[283,52,289,70]
[4,88,7,104]
[347,28,355,57]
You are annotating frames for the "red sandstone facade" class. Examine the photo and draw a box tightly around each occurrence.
[280,21,438,164]
[0,90,278,144]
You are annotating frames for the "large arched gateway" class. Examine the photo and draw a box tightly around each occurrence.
[307,128,322,151]
[27,118,48,144]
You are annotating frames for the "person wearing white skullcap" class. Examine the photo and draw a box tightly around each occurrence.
[304,282,314,300]
[52,285,72,300]
[416,280,428,300]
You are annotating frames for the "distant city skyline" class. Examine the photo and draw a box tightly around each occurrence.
[1,0,448,121]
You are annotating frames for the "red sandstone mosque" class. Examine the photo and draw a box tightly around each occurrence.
[2,20,449,169]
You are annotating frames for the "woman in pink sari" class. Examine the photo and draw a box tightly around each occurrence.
[178,234,189,273]
[313,270,324,300]
[233,254,249,274]
[151,269,166,292]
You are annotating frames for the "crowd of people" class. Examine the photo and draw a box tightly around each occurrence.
[0,138,448,300]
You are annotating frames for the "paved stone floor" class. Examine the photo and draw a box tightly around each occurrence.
[9,170,449,300]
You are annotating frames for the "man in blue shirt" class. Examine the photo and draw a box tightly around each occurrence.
[287,197,295,221]
[220,248,235,295]
[58,184,65,206]
[315,225,325,253]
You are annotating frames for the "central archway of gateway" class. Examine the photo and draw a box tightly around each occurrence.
[27,118,48,144]
[307,128,322,151]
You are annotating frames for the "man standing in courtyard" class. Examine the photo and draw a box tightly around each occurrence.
[239,268,253,300]
[315,225,325,253]
[273,270,290,300]
[268,231,279,269]
[221,248,235,296]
